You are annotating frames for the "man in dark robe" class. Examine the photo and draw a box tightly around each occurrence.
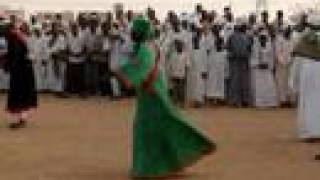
[227,24,253,107]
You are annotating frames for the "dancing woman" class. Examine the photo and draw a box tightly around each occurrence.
[115,17,216,178]
[5,22,37,129]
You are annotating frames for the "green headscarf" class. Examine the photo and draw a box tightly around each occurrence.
[119,16,156,88]
[131,16,155,48]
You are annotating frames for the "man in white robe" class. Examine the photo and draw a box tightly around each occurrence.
[109,29,122,99]
[85,19,101,95]
[295,13,320,141]
[47,24,67,95]
[297,61,320,140]
[251,34,278,108]
[28,29,48,92]
[206,29,227,104]
[275,28,294,106]
[163,21,185,92]
[187,29,206,107]
[66,23,87,96]
[289,15,310,103]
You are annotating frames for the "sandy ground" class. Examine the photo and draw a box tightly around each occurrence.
[0,94,320,180]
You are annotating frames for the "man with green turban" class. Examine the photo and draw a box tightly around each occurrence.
[116,16,216,178]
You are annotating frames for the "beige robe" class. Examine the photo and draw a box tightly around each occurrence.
[275,36,294,103]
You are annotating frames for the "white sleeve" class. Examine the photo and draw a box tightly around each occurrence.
[103,38,110,51]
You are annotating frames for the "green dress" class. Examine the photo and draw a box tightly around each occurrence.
[120,42,216,178]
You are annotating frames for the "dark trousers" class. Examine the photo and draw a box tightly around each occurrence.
[97,62,110,96]
[85,60,99,94]
[66,63,85,94]
[228,57,251,106]
[171,78,186,104]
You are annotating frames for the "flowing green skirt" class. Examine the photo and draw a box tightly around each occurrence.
[132,91,216,178]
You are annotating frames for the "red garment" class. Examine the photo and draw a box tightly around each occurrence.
[142,43,161,93]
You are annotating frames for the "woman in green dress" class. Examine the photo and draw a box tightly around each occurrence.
[116,16,216,178]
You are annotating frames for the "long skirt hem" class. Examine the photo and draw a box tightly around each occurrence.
[131,144,216,179]
[6,105,37,114]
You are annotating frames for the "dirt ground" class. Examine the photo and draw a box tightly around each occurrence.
[0,94,319,180]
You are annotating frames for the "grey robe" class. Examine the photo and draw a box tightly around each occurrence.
[227,31,252,106]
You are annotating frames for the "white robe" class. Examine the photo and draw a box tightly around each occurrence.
[163,31,186,89]
[251,41,278,108]
[109,40,122,97]
[288,30,310,103]
[47,35,67,92]
[222,22,234,43]
[206,49,227,99]
[181,29,193,53]
[187,46,206,103]
[66,33,86,64]
[163,31,186,76]
[289,56,314,99]
[40,35,51,90]
[168,51,190,79]
[275,36,294,103]
[28,35,48,91]
[297,61,320,139]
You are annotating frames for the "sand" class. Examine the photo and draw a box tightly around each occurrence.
[0,94,319,180]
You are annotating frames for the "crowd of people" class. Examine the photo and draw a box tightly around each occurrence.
[1,3,320,177]
[0,4,310,109]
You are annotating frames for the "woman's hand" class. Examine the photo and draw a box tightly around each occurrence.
[114,71,133,89]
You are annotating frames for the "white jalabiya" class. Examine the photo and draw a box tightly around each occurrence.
[28,35,48,91]
[187,45,206,103]
[181,29,193,53]
[297,61,320,139]
[198,36,210,75]
[163,31,186,89]
[206,49,227,100]
[251,40,278,108]
[47,35,67,92]
[275,36,294,103]
[289,56,314,98]
[109,40,122,97]
[168,51,190,79]
[66,33,86,64]
[222,21,234,43]
[40,34,51,90]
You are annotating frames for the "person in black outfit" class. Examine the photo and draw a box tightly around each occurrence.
[5,22,37,129]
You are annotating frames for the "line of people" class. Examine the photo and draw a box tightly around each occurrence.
[159,8,307,108]
[0,6,309,109]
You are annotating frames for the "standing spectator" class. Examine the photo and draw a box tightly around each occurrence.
[85,14,101,95]
[65,23,87,97]
[48,23,67,96]
[168,38,190,106]
[206,25,227,105]
[275,26,294,107]
[28,28,48,92]
[109,27,122,99]
[187,26,206,107]
[226,23,252,107]
[99,22,112,96]
[251,32,278,108]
